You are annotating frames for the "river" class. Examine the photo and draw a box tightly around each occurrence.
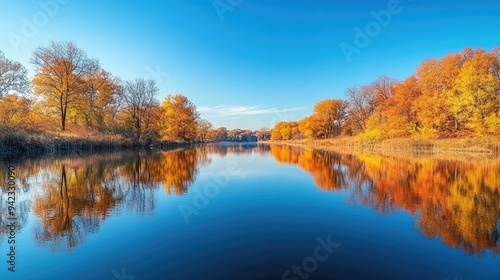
[0,143,499,279]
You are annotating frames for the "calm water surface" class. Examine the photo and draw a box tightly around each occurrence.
[0,143,499,280]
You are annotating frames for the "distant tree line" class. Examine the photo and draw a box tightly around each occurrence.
[271,47,500,140]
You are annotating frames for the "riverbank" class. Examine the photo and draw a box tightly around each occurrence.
[262,136,500,155]
[0,130,192,158]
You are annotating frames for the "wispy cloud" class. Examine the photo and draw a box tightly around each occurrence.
[198,105,303,117]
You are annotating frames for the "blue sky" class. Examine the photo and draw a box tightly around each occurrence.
[1,0,499,130]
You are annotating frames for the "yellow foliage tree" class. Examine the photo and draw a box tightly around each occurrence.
[78,69,122,131]
[447,51,500,134]
[0,94,31,129]
[31,41,98,131]
[271,121,300,140]
[160,94,199,141]
[313,99,348,138]
[298,114,324,139]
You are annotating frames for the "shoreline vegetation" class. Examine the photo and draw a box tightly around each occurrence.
[261,137,500,162]
[0,129,194,158]
[263,136,500,157]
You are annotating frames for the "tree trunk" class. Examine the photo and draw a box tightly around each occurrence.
[135,117,141,142]
[61,108,67,131]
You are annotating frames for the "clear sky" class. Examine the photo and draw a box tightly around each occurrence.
[1,0,499,130]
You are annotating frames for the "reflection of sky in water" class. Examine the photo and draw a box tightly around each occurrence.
[497,220,500,245]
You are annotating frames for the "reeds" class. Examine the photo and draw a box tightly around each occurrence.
[264,136,500,155]
[0,129,193,158]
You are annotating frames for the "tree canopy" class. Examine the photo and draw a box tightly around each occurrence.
[271,47,500,139]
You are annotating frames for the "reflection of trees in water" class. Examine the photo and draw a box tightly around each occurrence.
[160,144,270,195]
[271,145,348,191]
[357,155,500,256]
[1,143,267,252]
[121,152,162,213]
[32,159,126,252]
[160,148,199,195]
[29,151,185,252]
[269,145,500,256]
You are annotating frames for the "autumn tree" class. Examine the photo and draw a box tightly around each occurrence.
[78,69,122,131]
[226,129,257,141]
[271,121,301,140]
[122,78,160,142]
[0,50,29,97]
[447,50,500,134]
[31,41,99,131]
[298,114,324,139]
[346,85,376,133]
[271,121,286,140]
[143,103,163,140]
[0,94,31,129]
[196,119,213,142]
[255,128,271,141]
[383,76,422,136]
[313,99,349,138]
[161,94,199,141]
[227,129,243,141]
[213,127,228,141]
[370,75,397,109]
[413,58,446,136]
[411,53,467,137]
